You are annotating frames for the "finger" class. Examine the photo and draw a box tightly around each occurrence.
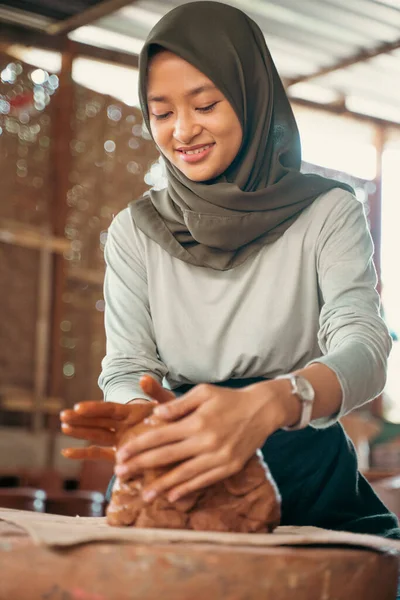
[71,402,155,430]
[61,446,116,462]
[60,408,79,422]
[116,421,189,463]
[61,424,116,446]
[71,401,137,420]
[60,412,119,430]
[140,375,176,404]
[153,383,212,421]
[115,440,197,479]
[141,454,218,502]
[166,466,233,503]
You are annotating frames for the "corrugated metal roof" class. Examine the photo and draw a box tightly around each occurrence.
[68,0,400,122]
[1,0,400,123]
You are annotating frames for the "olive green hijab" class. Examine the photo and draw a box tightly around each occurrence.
[130,1,352,271]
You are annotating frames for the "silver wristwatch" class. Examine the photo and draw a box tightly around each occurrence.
[275,374,315,431]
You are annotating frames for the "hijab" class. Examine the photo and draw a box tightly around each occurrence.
[130,1,353,271]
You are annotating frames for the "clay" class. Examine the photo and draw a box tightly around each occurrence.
[107,409,281,533]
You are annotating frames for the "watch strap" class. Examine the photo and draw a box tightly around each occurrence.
[275,374,314,431]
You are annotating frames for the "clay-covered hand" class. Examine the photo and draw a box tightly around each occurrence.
[60,376,175,461]
[115,379,287,504]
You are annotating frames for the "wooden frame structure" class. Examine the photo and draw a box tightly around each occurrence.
[46,0,138,35]
[285,37,400,88]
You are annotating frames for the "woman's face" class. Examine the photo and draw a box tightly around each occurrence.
[147,51,243,182]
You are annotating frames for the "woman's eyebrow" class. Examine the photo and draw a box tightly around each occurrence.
[148,84,217,103]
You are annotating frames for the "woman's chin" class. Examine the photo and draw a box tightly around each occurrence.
[177,164,224,183]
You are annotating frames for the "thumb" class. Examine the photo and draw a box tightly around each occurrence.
[153,385,209,421]
[140,375,176,404]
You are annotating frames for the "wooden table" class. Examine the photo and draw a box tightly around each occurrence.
[0,520,398,600]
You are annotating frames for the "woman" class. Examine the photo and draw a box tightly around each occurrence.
[61,1,400,543]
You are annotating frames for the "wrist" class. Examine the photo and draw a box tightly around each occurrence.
[246,380,302,433]
[271,379,304,428]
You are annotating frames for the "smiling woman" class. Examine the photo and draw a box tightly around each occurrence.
[61,0,400,560]
[146,50,242,182]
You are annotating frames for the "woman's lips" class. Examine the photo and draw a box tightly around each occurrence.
[177,143,215,163]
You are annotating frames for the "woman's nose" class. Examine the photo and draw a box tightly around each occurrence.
[173,117,202,144]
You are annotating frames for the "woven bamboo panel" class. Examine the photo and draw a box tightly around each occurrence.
[65,85,159,274]
[58,279,105,405]
[0,243,39,391]
[1,53,159,411]
[0,53,55,227]
[58,86,158,407]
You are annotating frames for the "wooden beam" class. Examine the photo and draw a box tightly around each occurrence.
[290,97,400,130]
[47,39,76,467]
[0,29,65,54]
[369,125,386,295]
[0,25,139,68]
[33,242,53,432]
[0,4,51,32]
[49,40,75,400]
[70,40,138,68]
[286,37,400,87]
[46,0,138,35]
[0,391,62,415]
[0,222,105,286]
[0,220,70,254]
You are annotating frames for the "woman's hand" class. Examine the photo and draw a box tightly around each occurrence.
[115,379,292,503]
[60,376,175,461]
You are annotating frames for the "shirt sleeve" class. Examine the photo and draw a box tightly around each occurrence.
[308,192,392,428]
[98,208,168,403]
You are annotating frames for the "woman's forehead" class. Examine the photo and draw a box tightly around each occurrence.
[148,50,205,78]
[146,52,218,99]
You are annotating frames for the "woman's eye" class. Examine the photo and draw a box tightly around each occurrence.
[152,102,218,120]
[197,102,218,113]
[153,112,171,121]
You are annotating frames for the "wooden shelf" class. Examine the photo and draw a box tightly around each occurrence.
[0,386,62,415]
[0,219,70,254]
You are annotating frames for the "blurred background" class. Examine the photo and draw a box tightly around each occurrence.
[1,0,400,516]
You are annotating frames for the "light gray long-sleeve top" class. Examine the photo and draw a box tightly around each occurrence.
[98,188,392,428]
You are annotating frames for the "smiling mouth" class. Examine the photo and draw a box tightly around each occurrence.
[176,143,215,163]
[177,143,215,155]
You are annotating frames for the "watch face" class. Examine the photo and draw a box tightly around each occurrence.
[296,376,315,402]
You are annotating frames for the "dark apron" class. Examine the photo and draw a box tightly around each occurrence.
[106,377,400,539]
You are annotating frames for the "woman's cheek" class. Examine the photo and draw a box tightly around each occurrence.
[154,127,173,154]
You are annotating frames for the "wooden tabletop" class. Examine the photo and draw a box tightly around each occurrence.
[0,520,398,600]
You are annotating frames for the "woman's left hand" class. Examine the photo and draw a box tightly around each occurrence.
[115,378,294,503]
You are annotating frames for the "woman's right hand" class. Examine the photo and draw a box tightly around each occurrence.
[60,400,152,462]
[60,376,175,461]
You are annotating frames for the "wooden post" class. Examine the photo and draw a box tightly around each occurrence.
[369,125,386,295]
[47,39,75,466]
[369,126,387,420]
[33,237,53,433]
